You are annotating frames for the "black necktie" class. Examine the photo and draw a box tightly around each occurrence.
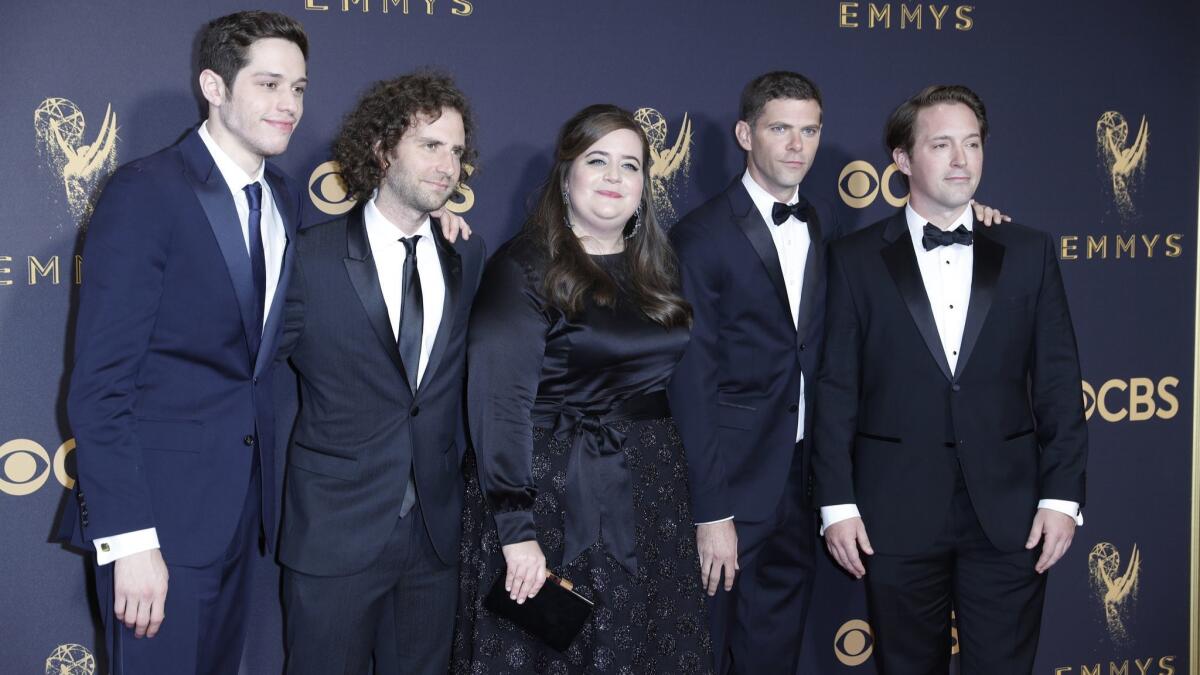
[243,182,266,344]
[398,235,424,394]
[921,223,974,251]
[771,196,810,225]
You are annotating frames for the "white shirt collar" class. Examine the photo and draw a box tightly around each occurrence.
[742,170,801,226]
[905,202,974,248]
[198,120,266,193]
[364,194,434,249]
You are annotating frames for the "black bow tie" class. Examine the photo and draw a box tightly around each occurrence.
[771,197,810,225]
[921,223,973,251]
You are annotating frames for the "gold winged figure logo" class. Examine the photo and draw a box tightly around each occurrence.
[634,108,692,223]
[1088,541,1140,643]
[34,97,120,227]
[44,643,96,675]
[1095,111,1148,218]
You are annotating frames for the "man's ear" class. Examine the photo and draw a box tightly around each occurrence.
[372,140,389,172]
[734,120,753,153]
[892,146,912,177]
[198,69,228,108]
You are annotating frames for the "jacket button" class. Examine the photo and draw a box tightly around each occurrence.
[252,376,259,385]
[951,384,961,392]
[799,343,807,351]
[411,406,421,417]
[788,404,799,413]
[244,435,256,446]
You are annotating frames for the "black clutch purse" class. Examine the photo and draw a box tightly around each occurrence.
[484,570,594,652]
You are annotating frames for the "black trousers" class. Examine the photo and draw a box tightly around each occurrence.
[97,459,262,675]
[865,467,1047,675]
[282,500,458,675]
[708,444,817,675]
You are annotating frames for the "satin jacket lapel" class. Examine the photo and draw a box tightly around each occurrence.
[416,218,462,395]
[880,212,953,382]
[728,182,792,325]
[254,166,298,376]
[955,223,1004,379]
[342,205,411,387]
[179,131,259,360]
[794,201,823,343]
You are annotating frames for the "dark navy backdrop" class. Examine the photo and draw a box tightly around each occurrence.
[2,1,1196,673]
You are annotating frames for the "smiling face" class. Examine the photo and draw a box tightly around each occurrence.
[893,102,983,221]
[564,128,645,242]
[736,97,822,202]
[377,107,465,217]
[201,37,307,173]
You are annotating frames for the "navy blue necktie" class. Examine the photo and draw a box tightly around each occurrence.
[398,235,423,517]
[243,182,267,345]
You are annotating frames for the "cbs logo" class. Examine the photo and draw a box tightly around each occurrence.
[308,161,476,216]
[839,160,909,209]
[0,438,76,496]
[834,613,958,666]
[1081,377,1179,422]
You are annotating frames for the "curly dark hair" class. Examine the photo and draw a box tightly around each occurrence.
[197,11,308,90]
[524,104,691,329]
[333,71,476,201]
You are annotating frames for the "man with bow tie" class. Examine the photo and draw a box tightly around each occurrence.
[813,85,1087,674]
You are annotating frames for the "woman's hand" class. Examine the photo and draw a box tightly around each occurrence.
[501,540,548,604]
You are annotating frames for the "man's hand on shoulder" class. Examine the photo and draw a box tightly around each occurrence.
[433,206,471,242]
[971,200,1012,227]
[824,516,873,579]
[113,548,169,638]
[1026,508,1076,574]
[696,519,738,595]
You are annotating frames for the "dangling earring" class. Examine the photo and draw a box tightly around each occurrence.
[561,187,573,229]
[624,203,643,240]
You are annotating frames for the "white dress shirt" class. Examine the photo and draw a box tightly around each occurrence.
[820,204,1081,533]
[94,122,290,564]
[364,196,445,385]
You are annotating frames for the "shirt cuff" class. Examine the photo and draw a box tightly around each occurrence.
[94,528,160,566]
[820,504,861,535]
[695,515,735,526]
[1038,499,1083,526]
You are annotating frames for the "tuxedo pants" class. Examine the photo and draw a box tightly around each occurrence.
[707,445,817,675]
[864,467,1047,675]
[97,458,262,675]
[282,499,458,675]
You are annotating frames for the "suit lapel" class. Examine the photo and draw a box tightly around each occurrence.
[794,200,823,344]
[342,204,412,389]
[416,218,462,395]
[955,223,1004,378]
[254,166,298,376]
[728,182,792,326]
[880,212,953,382]
[180,130,259,361]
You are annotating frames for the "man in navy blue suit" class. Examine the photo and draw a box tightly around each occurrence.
[57,12,309,674]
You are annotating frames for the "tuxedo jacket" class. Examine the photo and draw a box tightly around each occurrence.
[812,210,1088,554]
[276,203,485,577]
[57,129,301,567]
[668,178,842,523]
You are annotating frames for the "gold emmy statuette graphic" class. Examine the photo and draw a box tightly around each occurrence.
[834,619,874,666]
[45,643,96,675]
[1088,541,1140,643]
[1096,111,1148,218]
[634,108,692,223]
[34,98,119,226]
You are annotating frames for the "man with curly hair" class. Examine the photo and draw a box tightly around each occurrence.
[275,71,487,675]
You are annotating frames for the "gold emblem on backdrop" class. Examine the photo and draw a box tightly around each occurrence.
[34,98,119,228]
[0,438,76,496]
[1096,111,1148,219]
[1080,377,1179,423]
[308,161,475,216]
[45,643,96,675]
[838,160,908,209]
[1088,542,1140,644]
[634,108,692,223]
[833,614,957,666]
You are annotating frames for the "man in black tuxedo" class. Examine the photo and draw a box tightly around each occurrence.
[813,85,1087,674]
[276,72,485,675]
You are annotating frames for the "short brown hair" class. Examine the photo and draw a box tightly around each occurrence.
[739,71,822,126]
[333,71,476,201]
[197,11,308,90]
[885,85,988,154]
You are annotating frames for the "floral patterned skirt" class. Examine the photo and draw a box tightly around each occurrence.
[452,416,713,675]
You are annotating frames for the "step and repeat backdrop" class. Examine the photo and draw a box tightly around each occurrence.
[2,1,1197,673]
